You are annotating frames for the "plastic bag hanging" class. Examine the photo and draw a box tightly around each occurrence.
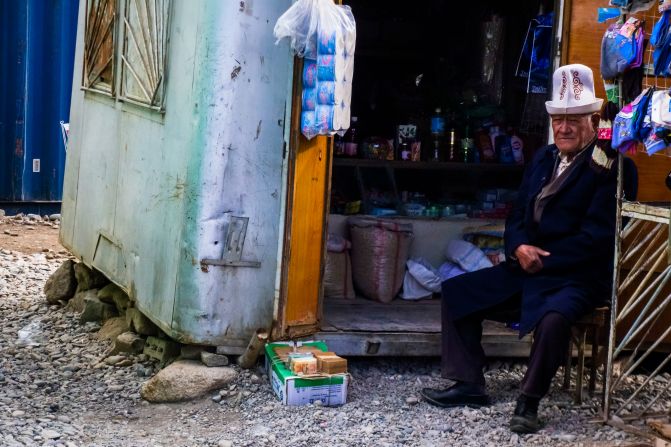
[516,12,554,94]
[274,0,357,140]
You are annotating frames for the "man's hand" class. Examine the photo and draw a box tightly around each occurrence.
[514,244,550,274]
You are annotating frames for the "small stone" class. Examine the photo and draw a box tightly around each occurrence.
[97,316,131,342]
[104,355,127,365]
[80,294,117,323]
[74,263,108,292]
[112,331,146,354]
[217,440,233,447]
[405,396,419,405]
[41,429,61,440]
[66,289,97,313]
[201,351,229,367]
[12,410,25,417]
[43,260,77,304]
[49,214,61,221]
[126,308,158,336]
[211,395,222,403]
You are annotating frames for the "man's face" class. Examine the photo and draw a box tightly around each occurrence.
[550,114,598,153]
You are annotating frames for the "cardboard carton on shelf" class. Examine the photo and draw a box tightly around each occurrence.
[265,341,349,406]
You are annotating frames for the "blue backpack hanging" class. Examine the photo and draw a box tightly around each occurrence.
[613,87,653,151]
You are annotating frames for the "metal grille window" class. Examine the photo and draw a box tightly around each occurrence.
[83,0,117,94]
[120,0,170,109]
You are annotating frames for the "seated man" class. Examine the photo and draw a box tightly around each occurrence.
[421,64,638,434]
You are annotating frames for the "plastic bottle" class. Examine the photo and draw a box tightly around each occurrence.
[496,134,514,164]
[489,126,502,155]
[430,108,445,162]
[334,134,345,156]
[475,128,496,162]
[445,113,460,162]
[344,117,359,157]
[461,123,476,163]
[398,142,411,161]
[511,130,525,165]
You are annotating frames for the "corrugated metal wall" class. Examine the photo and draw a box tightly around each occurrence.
[0,0,79,206]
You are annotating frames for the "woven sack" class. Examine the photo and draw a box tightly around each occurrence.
[324,250,355,299]
[348,217,413,303]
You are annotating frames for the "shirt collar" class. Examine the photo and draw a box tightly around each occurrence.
[557,136,597,163]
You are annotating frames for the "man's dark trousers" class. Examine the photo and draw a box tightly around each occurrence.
[441,295,572,398]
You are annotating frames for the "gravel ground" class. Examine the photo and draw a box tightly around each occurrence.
[0,215,657,446]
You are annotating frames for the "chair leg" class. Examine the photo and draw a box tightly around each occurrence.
[574,330,586,405]
[563,333,572,390]
[589,325,600,396]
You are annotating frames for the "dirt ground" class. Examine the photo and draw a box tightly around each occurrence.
[0,218,66,255]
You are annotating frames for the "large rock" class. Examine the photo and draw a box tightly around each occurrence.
[44,260,77,304]
[66,289,98,313]
[80,295,117,323]
[126,308,158,336]
[98,283,131,314]
[74,263,109,292]
[97,316,130,341]
[140,360,237,402]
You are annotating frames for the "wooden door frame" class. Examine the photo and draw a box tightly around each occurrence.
[273,56,334,340]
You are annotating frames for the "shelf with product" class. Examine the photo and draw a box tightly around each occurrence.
[330,155,525,219]
[325,0,553,222]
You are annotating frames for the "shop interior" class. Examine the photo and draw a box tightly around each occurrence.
[322,0,556,335]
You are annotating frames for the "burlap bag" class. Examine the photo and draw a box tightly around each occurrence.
[348,217,414,303]
[324,251,355,299]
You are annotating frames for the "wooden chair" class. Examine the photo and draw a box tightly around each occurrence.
[562,306,609,404]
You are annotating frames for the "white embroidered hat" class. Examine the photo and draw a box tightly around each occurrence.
[545,64,603,115]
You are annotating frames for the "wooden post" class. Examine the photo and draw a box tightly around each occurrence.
[237,329,269,369]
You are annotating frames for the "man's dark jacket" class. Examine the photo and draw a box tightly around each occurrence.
[442,143,638,336]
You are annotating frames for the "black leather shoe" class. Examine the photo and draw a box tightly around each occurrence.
[509,394,540,433]
[420,382,489,408]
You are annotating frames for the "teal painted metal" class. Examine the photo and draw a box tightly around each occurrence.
[62,0,294,349]
[0,0,78,203]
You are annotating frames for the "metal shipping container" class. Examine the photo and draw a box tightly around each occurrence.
[0,0,78,213]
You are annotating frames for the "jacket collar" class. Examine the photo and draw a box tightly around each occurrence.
[544,140,595,196]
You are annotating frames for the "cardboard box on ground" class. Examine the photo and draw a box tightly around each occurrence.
[265,341,349,406]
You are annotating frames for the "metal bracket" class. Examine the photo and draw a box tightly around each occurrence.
[201,216,261,268]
